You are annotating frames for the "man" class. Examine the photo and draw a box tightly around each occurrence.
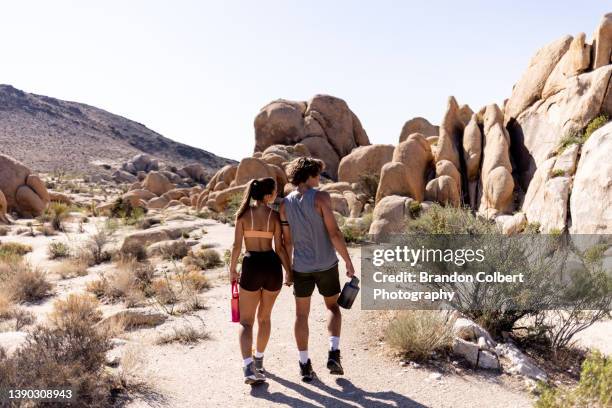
[279,157,356,382]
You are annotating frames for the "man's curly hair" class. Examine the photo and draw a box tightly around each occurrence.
[286,157,325,185]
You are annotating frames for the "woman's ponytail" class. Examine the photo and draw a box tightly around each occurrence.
[234,177,276,222]
[235,179,255,221]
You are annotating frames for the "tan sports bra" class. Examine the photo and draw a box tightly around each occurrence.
[243,208,274,239]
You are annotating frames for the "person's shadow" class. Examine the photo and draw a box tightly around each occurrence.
[250,372,427,408]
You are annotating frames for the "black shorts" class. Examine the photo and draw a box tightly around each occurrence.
[240,250,283,292]
[293,264,341,298]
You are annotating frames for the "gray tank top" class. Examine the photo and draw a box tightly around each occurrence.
[283,188,338,273]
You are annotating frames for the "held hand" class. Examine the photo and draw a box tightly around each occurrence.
[284,271,294,287]
[345,261,355,278]
[230,268,240,284]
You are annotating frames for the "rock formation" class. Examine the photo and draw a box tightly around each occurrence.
[254,94,370,179]
[399,117,439,142]
[338,144,394,184]
[0,154,50,218]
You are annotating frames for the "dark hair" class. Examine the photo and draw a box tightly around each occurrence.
[235,177,276,221]
[286,157,325,185]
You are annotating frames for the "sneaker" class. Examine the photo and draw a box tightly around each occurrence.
[244,362,266,385]
[254,356,265,375]
[299,359,316,382]
[327,349,344,375]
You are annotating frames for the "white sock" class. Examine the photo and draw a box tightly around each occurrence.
[330,336,340,351]
[243,357,253,367]
[254,351,264,358]
[299,350,309,364]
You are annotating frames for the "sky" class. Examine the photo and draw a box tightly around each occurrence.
[2,1,610,161]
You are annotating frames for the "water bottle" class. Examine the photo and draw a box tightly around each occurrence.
[337,276,360,309]
[231,282,240,322]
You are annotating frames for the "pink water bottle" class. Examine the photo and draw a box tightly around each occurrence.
[231,282,240,323]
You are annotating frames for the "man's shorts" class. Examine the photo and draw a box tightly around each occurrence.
[293,264,341,298]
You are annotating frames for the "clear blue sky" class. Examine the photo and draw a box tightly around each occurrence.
[2,1,609,160]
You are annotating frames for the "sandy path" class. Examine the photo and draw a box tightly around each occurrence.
[127,243,533,408]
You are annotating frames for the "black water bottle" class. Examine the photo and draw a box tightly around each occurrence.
[337,276,360,309]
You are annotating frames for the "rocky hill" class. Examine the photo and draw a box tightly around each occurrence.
[0,84,235,175]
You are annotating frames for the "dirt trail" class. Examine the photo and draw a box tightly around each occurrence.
[127,240,532,408]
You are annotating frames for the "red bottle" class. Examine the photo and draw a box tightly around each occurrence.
[231,281,240,323]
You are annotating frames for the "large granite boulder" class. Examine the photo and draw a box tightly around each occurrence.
[338,144,394,184]
[0,154,50,217]
[398,117,439,143]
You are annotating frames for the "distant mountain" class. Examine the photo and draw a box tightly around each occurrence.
[0,84,235,174]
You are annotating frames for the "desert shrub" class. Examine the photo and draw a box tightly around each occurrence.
[0,261,53,303]
[558,114,609,151]
[183,248,222,270]
[156,324,209,345]
[536,350,611,408]
[87,260,153,305]
[0,318,113,407]
[161,240,190,260]
[385,311,455,361]
[51,258,89,279]
[223,248,243,266]
[37,224,57,236]
[39,201,71,231]
[407,201,422,218]
[405,204,497,234]
[150,278,178,305]
[359,174,380,199]
[48,241,70,259]
[583,114,609,140]
[0,242,32,261]
[524,221,542,234]
[551,169,566,178]
[178,270,210,292]
[341,213,373,244]
[50,293,103,329]
[83,228,113,265]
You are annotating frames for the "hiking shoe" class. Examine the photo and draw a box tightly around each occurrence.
[299,359,316,382]
[244,362,266,385]
[327,349,344,375]
[254,356,266,375]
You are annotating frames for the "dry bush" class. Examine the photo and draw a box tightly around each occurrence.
[39,201,71,231]
[385,310,455,361]
[160,240,190,260]
[51,258,89,279]
[150,278,178,305]
[36,224,57,236]
[183,248,222,271]
[0,242,32,261]
[156,324,209,345]
[48,240,70,259]
[180,271,210,292]
[119,242,147,262]
[50,293,103,330]
[0,261,53,303]
[83,229,113,265]
[87,260,153,306]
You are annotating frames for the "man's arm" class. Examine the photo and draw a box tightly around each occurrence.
[316,191,355,277]
[279,201,293,272]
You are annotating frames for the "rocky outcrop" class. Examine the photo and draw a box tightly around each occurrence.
[338,144,394,184]
[399,117,439,142]
[425,175,460,207]
[143,171,174,196]
[368,195,415,240]
[0,190,7,223]
[570,122,612,233]
[254,94,370,179]
[0,154,50,217]
[593,13,612,70]
[504,35,573,123]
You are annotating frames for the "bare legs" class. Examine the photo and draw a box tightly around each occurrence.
[324,294,341,337]
[294,294,342,351]
[239,288,280,359]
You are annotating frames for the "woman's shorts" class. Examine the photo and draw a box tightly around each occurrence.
[240,250,283,292]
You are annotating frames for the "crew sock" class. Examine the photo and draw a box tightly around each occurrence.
[330,336,340,351]
[299,350,309,364]
[255,351,264,358]
[243,357,254,367]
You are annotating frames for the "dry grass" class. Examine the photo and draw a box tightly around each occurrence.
[0,242,32,262]
[180,270,210,292]
[51,257,89,279]
[156,324,209,345]
[160,240,190,260]
[385,310,456,361]
[49,293,103,330]
[87,259,153,307]
[183,248,222,271]
[48,240,70,259]
[0,260,53,303]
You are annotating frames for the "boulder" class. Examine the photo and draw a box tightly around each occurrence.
[453,338,500,370]
[162,188,190,201]
[122,154,159,174]
[504,35,573,122]
[338,144,394,184]
[453,318,496,347]
[329,193,349,217]
[399,117,439,142]
[526,174,571,233]
[508,65,612,188]
[300,137,341,179]
[593,13,612,70]
[208,184,247,212]
[552,143,579,176]
[463,114,482,181]
[165,200,183,208]
[368,195,414,241]
[495,342,547,381]
[377,133,433,203]
[128,181,143,191]
[495,212,527,235]
[143,171,174,196]
[233,157,275,186]
[179,163,207,183]
[425,175,460,207]
[148,196,169,209]
[112,170,138,184]
[254,99,307,152]
[570,122,612,233]
[480,167,515,218]
[435,160,461,197]
[160,170,182,184]
[437,96,465,172]
[121,223,200,251]
[0,190,7,223]
[124,189,156,202]
[343,191,363,218]
[542,33,591,99]
[0,154,50,217]
[319,182,354,194]
[95,308,167,331]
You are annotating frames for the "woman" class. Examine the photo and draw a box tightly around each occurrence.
[229,177,292,385]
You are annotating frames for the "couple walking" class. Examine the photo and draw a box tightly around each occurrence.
[228,157,356,385]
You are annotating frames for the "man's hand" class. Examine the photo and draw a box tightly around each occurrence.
[230,267,240,284]
[345,261,355,278]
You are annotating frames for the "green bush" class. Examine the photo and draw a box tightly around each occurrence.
[48,241,70,259]
[559,114,609,151]
[405,204,498,234]
[551,169,565,178]
[39,202,71,231]
[184,248,222,271]
[341,213,373,244]
[536,350,611,408]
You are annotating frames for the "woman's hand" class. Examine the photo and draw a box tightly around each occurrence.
[284,271,293,287]
[230,267,240,284]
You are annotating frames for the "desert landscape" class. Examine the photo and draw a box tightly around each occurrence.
[0,10,611,408]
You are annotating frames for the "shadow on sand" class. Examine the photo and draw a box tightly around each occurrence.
[249,372,427,408]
